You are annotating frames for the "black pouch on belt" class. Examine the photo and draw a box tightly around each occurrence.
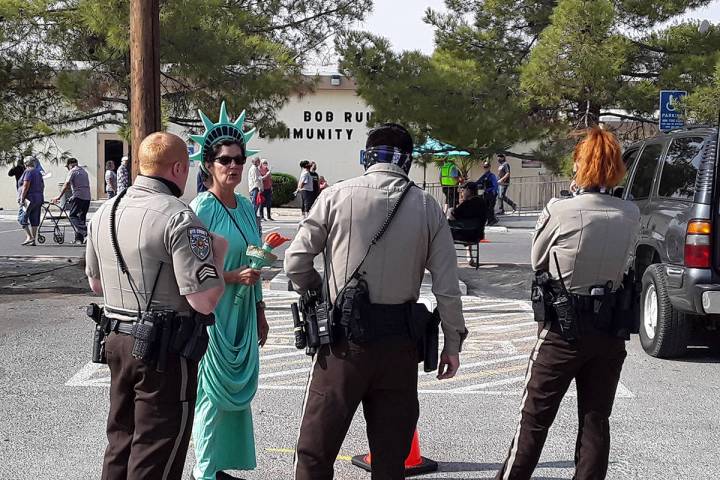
[531,271,551,322]
[337,278,373,342]
[179,312,215,362]
[416,307,441,373]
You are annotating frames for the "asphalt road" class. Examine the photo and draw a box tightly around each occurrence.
[2,268,720,479]
[2,217,719,479]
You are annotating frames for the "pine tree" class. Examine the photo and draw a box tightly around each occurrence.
[339,0,720,172]
[0,0,371,162]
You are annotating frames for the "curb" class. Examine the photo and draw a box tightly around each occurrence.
[0,255,83,262]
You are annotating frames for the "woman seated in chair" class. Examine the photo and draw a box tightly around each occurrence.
[448,182,487,265]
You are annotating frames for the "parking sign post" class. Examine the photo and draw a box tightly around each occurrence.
[659,90,687,132]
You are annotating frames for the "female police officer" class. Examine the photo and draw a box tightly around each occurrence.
[495,127,640,480]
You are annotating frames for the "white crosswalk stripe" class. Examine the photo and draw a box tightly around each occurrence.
[65,289,633,398]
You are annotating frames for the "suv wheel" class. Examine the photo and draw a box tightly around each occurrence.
[639,264,691,358]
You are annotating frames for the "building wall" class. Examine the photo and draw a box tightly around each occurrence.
[1,76,547,209]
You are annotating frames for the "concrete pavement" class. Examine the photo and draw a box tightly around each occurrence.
[3,205,719,479]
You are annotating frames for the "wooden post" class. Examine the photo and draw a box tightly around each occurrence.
[129,0,161,180]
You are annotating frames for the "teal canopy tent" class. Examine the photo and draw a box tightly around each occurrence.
[413,137,470,157]
[413,137,469,186]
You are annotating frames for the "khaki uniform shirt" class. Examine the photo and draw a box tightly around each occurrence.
[85,176,224,319]
[284,164,467,355]
[532,192,640,294]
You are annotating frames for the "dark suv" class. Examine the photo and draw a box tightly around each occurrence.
[620,127,719,358]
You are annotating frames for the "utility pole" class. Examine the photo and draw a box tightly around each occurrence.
[129,0,161,180]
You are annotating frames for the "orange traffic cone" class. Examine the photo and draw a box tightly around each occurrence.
[351,429,438,476]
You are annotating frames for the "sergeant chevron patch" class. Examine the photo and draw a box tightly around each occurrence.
[196,264,219,283]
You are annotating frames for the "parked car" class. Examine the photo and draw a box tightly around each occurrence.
[617,126,719,358]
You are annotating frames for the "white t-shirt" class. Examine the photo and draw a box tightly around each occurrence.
[299,170,314,191]
[105,170,117,192]
[248,164,262,191]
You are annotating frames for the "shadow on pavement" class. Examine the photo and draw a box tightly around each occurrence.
[436,459,573,473]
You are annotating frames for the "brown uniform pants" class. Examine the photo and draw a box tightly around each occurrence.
[102,332,198,480]
[294,337,420,480]
[495,320,627,480]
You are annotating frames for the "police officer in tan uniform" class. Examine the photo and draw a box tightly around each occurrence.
[495,127,640,480]
[285,123,467,480]
[85,132,227,480]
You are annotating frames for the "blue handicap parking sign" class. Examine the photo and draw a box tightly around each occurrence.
[659,90,687,132]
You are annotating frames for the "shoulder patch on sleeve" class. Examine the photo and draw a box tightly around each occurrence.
[196,264,218,284]
[535,207,551,231]
[188,227,211,260]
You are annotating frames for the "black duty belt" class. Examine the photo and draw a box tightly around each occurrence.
[362,303,413,338]
[109,318,135,336]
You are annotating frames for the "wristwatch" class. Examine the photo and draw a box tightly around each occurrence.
[256,300,266,310]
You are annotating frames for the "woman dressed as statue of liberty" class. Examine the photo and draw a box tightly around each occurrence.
[188,102,269,480]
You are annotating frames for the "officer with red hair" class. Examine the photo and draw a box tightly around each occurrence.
[495,126,640,480]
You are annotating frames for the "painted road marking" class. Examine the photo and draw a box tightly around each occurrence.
[65,290,634,398]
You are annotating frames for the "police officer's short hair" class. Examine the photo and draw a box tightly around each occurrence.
[139,132,189,175]
[366,123,413,154]
[66,157,78,167]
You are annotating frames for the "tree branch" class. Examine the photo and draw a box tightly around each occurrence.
[249,1,356,33]
[19,120,125,144]
[600,111,656,124]
[48,109,126,126]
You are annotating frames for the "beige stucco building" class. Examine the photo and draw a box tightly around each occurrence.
[1,75,547,209]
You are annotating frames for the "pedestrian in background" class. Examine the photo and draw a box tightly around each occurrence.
[197,168,209,194]
[85,132,226,480]
[116,156,130,194]
[247,156,263,218]
[448,181,487,267]
[318,175,329,191]
[477,161,499,225]
[440,158,461,212]
[285,123,467,480]
[17,156,44,246]
[7,157,25,188]
[297,160,314,217]
[309,161,320,205]
[52,157,91,244]
[496,154,517,215]
[190,128,268,480]
[494,127,640,480]
[259,159,274,220]
[105,160,117,199]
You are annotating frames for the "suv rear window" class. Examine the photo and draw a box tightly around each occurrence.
[629,143,664,200]
[657,136,704,201]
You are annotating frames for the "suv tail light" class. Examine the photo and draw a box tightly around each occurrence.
[685,220,712,268]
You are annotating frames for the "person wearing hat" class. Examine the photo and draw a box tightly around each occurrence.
[52,157,92,243]
[285,123,468,480]
[477,161,499,226]
[17,156,44,245]
[117,155,131,194]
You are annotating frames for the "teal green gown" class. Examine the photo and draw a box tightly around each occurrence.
[190,192,263,479]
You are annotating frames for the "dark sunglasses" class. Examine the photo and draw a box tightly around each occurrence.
[214,155,246,166]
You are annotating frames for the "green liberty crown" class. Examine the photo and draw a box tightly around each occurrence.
[189,101,259,173]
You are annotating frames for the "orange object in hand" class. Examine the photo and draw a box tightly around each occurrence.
[263,232,291,250]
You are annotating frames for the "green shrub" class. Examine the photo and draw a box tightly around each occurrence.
[271,172,297,207]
